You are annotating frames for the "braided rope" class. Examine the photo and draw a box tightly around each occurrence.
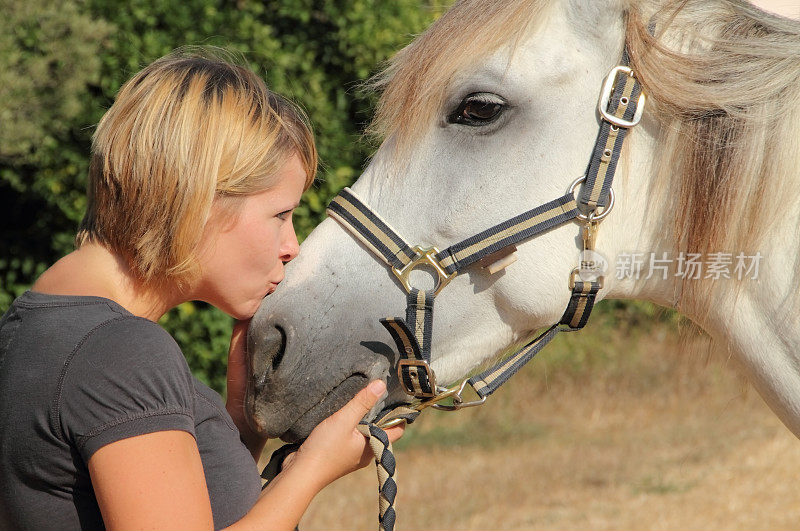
[357,422,397,531]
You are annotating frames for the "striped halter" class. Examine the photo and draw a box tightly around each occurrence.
[327,61,644,420]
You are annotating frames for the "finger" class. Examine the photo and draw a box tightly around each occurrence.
[228,319,250,358]
[226,320,252,417]
[226,320,251,379]
[282,451,297,469]
[334,380,386,427]
[384,425,405,443]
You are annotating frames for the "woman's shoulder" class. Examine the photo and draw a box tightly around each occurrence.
[1,291,197,461]
[53,303,196,457]
[61,305,191,391]
[9,290,182,356]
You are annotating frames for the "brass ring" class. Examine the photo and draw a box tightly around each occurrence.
[392,246,456,296]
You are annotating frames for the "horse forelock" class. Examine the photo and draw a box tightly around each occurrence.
[368,0,549,153]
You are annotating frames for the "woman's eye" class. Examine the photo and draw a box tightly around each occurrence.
[276,210,292,221]
[447,93,506,126]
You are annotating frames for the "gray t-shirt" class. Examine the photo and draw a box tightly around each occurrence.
[0,291,261,529]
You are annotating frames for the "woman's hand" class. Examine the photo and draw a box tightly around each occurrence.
[285,380,405,490]
[225,319,268,460]
[233,381,404,530]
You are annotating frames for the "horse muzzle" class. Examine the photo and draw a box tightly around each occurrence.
[245,315,392,442]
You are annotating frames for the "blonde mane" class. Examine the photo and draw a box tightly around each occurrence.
[625,0,800,313]
[372,0,800,313]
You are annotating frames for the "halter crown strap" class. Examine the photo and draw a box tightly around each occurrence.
[578,60,645,212]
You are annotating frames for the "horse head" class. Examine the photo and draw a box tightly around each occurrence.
[245,0,800,442]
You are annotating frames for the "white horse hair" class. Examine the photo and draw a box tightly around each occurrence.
[247,0,800,443]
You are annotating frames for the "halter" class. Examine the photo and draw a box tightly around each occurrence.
[327,61,644,419]
[262,54,645,531]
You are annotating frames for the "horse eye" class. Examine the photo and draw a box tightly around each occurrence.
[448,93,506,126]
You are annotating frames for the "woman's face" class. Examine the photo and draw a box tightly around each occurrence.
[194,154,306,319]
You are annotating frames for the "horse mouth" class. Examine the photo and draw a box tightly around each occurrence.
[277,372,370,443]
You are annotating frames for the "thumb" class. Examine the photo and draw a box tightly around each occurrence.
[335,380,386,427]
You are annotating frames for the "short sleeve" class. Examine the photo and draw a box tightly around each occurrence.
[57,317,196,461]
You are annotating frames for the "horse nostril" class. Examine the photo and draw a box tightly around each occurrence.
[248,323,288,389]
[271,326,286,372]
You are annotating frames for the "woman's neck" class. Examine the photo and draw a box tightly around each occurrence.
[31,243,184,321]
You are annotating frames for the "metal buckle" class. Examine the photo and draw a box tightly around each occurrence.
[569,269,604,290]
[430,379,487,411]
[392,246,456,296]
[398,359,437,398]
[598,66,646,129]
[375,384,465,428]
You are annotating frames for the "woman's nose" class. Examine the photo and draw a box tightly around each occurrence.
[280,223,300,263]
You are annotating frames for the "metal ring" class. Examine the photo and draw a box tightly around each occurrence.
[568,176,615,222]
[392,246,456,296]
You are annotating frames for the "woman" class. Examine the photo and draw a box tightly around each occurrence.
[0,49,403,529]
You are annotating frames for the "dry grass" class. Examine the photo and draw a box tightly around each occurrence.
[262,313,800,529]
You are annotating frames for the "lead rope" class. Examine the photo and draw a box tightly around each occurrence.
[261,405,418,531]
[352,404,420,531]
[259,428,395,531]
[356,422,397,531]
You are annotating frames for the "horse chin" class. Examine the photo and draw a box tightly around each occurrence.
[259,373,371,443]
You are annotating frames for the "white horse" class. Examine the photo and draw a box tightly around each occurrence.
[246,0,800,444]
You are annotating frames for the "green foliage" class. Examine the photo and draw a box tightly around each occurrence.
[0,0,113,309]
[0,0,665,393]
[0,0,446,391]
[0,0,113,162]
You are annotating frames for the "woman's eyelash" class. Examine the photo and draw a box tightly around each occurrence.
[277,209,292,220]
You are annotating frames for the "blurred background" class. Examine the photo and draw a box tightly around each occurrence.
[2,1,799,528]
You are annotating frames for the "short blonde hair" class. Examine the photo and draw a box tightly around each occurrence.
[76,48,317,286]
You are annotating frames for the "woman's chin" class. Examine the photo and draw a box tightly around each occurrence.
[210,289,270,320]
[216,298,259,321]
[233,305,259,321]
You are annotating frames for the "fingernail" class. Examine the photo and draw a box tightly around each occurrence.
[367,380,386,396]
